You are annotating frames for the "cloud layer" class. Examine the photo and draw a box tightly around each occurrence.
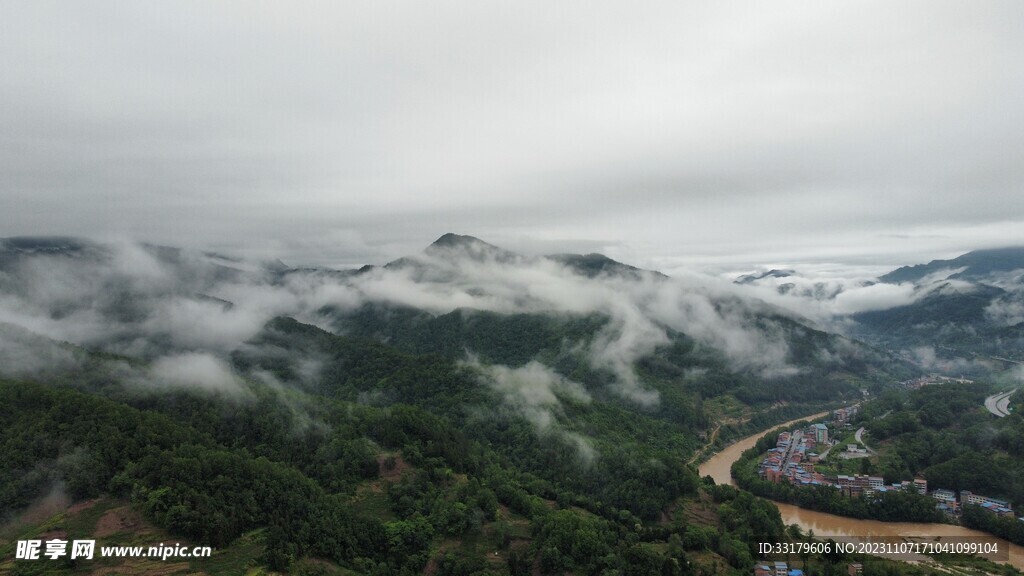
[2,2,1023,267]
[3,234,1020,407]
[0,239,813,405]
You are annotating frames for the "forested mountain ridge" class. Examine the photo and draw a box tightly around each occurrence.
[732,247,1024,372]
[0,343,774,575]
[852,249,1024,365]
[0,234,919,574]
[880,247,1024,284]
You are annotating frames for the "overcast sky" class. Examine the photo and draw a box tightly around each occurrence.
[2,1,1022,273]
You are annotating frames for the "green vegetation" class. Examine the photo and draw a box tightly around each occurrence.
[961,504,1024,546]
[2,312,807,574]
[853,383,1024,544]
[323,302,909,409]
[4,234,1022,576]
[0,266,920,575]
[862,383,1024,506]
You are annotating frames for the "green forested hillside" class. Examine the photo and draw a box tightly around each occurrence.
[861,384,1024,509]
[1,315,796,575]
[851,284,1024,361]
[0,237,926,575]
[322,303,911,410]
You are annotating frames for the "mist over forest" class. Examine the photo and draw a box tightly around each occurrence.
[2,235,1024,574]
[0,234,933,400]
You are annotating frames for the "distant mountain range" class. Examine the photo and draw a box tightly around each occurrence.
[5,233,1010,574]
[880,247,1024,284]
[735,269,796,284]
[733,246,1024,368]
[5,233,1021,379]
[375,233,664,281]
[856,249,1024,364]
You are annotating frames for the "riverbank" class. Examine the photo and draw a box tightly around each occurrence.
[690,405,838,469]
[698,410,831,485]
[699,413,1024,570]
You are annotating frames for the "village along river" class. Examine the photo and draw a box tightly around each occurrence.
[699,412,1024,570]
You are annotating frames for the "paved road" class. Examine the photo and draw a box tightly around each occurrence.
[853,427,874,453]
[817,444,833,460]
[687,423,721,466]
[985,389,1016,417]
[781,430,804,474]
[997,392,1014,416]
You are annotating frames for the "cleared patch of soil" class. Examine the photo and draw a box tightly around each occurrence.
[377,453,411,481]
[3,487,71,531]
[67,499,100,515]
[680,493,720,528]
[94,506,144,538]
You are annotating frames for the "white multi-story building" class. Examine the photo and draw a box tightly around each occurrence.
[961,491,1012,509]
[913,478,927,495]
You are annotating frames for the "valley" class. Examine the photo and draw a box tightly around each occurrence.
[2,235,1024,575]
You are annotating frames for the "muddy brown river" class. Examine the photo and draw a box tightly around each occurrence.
[699,412,1024,569]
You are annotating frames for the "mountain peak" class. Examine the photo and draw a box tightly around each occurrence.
[735,269,796,285]
[427,233,493,250]
[422,233,518,261]
[546,252,665,279]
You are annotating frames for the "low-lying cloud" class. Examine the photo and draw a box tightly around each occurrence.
[467,358,596,464]
[0,237,832,405]
[345,247,804,401]
[908,346,990,375]
[148,353,245,395]
[731,263,1004,325]
[467,359,591,432]
[986,296,1024,328]
[831,283,918,315]
[0,322,79,379]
